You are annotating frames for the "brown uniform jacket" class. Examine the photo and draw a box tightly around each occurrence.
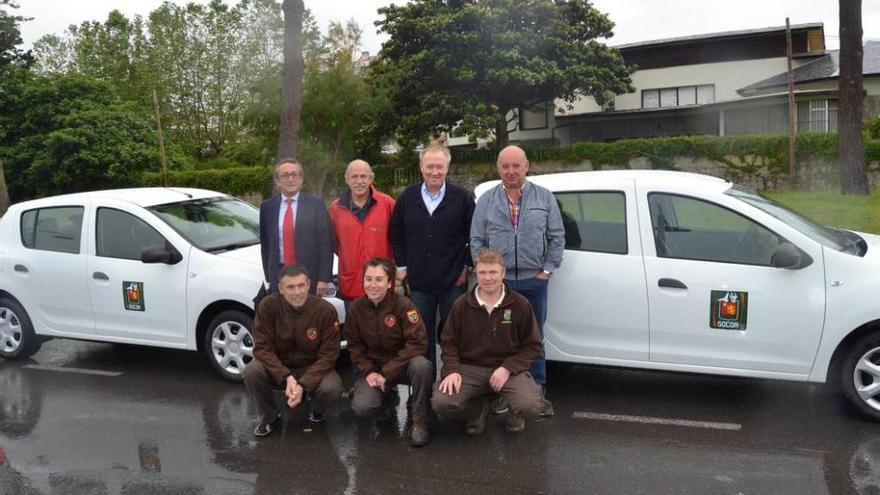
[252,292,340,392]
[345,291,427,383]
[439,285,542,378]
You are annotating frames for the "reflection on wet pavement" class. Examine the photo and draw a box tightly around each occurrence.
[1,341,880,494]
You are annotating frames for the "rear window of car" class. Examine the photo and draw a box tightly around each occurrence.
[20,206,84,254]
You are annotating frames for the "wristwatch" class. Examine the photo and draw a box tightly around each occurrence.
[542,269,552,277]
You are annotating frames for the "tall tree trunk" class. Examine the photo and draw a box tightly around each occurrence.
[0,157,10,215]
[277,0,304,162]
[839,0,870,194]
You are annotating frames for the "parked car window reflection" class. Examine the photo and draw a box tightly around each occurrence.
[96,208,167,260]
[648,193,783,266]
[148,198,259,253]
[20,206,84,254]
[554,191,627,254]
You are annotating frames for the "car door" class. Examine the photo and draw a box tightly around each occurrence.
[638,190,825,375]
[12,204,95,336]
[85,201,189,345]
[546,179,650,362]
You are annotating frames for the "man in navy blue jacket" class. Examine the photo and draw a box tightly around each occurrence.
[260,159,333,295]
[390,145,475,368]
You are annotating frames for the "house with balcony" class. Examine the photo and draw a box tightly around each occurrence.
[448,22,880,148]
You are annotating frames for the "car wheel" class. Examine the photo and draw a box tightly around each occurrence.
[0,297,41,360]
[204,310,254,382]
[841,331,880,420]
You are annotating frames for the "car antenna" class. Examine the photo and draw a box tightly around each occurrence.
[165,187,193,199]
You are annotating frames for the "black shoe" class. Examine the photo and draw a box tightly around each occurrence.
[254,414,281,437]
[506,412,526,434]
[490,396,510,415]
[537,398,554,418]
[465,399,490,437]
[409,422,429,447]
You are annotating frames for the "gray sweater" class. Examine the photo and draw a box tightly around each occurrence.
[470,181,565,280]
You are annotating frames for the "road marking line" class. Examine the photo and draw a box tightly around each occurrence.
[572,411,742,431]
[23,364,123,377]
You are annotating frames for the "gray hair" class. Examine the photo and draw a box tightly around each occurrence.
[345,159,375,179]
[418,144,451,165]
[274,158,303,178]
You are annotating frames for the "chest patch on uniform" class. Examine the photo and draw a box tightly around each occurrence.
[406,309,420,324]
[306,327,319,340]
[384,314,397,327]
[502,309,512,323]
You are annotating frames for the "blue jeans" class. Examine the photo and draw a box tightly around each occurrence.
[506,277,548,388]
[410,284,468,368]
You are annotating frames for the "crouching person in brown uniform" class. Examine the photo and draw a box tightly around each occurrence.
[345,257,433,447]
[244,263,343,437]
[431,248,543,435]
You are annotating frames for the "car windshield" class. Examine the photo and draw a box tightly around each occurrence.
[148,197,260,253]
[725,186,855,252]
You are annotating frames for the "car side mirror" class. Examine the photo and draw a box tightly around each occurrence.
[770,242,811,269]
[141,244,183,265]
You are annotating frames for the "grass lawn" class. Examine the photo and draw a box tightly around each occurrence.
[764,190,880,234]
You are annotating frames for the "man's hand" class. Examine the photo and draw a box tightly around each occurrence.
[454,266,469,287]
[489,367,511,392]
[396,268,407,285]
[285,375,304,408]
[316,281,330,296]
[438,372,462,395]
[535,271,551,281]
[366,371,386,392]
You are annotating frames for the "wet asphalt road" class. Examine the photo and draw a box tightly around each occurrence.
[1,339,880,495]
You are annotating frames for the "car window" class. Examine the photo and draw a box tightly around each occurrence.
[20,206,84,254]
[554,191,627,254]
[97,208,167,261]
[648,193,784,266]
[148,197,259,253]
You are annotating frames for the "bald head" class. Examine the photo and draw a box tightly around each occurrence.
[345,159,374,202]
[496,145,530,189]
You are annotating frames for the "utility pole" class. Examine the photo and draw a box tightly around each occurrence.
[152,88,169,187]
[786,18,797,183]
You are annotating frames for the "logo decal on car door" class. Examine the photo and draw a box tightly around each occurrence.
[123,281,145,311]
[710,290,748,330]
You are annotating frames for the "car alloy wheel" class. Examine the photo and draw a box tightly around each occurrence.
[205,310,254,381]
[0,297,39,360]
[852,345,880,413]
[0,306,23,354]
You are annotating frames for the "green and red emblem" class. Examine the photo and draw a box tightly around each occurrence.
[709,290,748,330]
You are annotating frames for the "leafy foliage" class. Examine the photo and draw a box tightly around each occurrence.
[371,0,633,147]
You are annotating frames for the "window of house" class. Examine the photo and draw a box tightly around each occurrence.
[641,84,714,109]
[519,102,549,130]
[554,191,627,254]
[20,206,84,254]
[797,99,838,132]
[648,193,783,266]
[96,208,167,261]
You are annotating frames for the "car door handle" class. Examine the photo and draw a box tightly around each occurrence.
[93,272,109,281]
[658,278,687,289]
[14,264,28,273]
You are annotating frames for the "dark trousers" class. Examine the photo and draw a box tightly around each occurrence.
[431,364,543,419]
[506,277,548,388]
[350,356,433,423]
[243,360,343,424]
[410,284,468,366]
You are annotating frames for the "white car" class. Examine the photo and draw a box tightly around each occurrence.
[0,188,345,381]
[475,170,880,420]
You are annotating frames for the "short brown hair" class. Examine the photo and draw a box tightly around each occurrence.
[364,257,396,280]
[473,248,504,267]
[280,263,310,280]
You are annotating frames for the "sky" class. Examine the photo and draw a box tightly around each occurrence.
[17,0,880,55]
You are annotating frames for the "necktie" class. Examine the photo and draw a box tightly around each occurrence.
[282,198,296,265]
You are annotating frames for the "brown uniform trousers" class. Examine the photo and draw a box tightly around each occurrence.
[351,355,433,423]
[244,360,343,424]
[431,364,542,419]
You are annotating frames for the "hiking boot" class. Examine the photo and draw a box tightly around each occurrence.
[409,422,429,447]
[506,412,526,434]
[307,403,326,424]
[465,398,490,437]
[537,398,554,418]
[254,414,281,437]
[490,396,510,415]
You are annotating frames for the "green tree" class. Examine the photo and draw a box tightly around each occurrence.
[1,74,188,201]
[838,0,869,194]
[372,0,633,148]
[0,0,32,212]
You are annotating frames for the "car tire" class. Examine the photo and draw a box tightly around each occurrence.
[0,296,41,360]
[204,310,255,382]
[841,331,880,421]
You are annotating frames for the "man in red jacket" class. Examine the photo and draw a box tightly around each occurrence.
[328,160,396,303]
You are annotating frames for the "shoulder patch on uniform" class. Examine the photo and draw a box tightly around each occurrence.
[407,309,420,324]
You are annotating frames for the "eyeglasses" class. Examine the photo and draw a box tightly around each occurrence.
[277,172,302,180]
